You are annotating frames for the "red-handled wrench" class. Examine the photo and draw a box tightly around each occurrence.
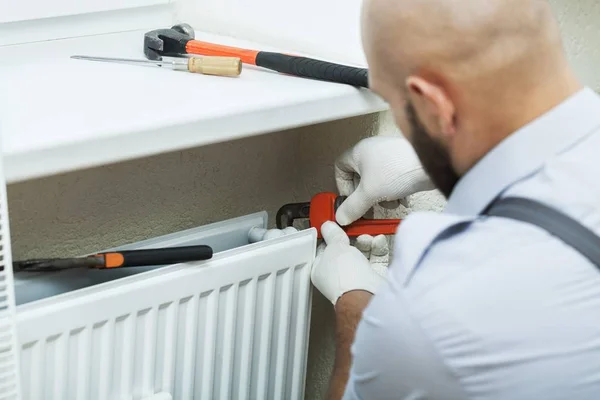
[276,192,401,239]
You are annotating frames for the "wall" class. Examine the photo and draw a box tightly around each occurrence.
[550,0,600,91]
[175,0,367,65]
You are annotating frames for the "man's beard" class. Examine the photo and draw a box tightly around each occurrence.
[405,102,460,198]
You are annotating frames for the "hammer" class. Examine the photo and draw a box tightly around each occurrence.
[144,23,369,88]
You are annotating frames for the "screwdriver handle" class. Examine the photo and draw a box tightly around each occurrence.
[187,56,242,76]
[101,245,213,268]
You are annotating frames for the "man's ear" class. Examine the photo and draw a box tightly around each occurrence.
[405,76,456,137]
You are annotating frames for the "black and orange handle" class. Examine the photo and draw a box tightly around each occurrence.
[99,245,213,269]
[12,245,214,272]
[185,40,369,87]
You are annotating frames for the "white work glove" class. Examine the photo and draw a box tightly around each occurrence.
[355,234,390,278]
[335,136,435,226]
[311,221,385,305]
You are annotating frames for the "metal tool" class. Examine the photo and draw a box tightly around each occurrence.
[13,245,213,272]
[143,23,369,87]
[276,192,401,239]
[71,54,242,77]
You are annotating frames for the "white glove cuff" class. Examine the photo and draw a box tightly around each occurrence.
[332,251,385,305]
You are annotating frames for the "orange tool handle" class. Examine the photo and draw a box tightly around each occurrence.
[186,41,259,65]
[343,219,401,237]
[309,192,401,238]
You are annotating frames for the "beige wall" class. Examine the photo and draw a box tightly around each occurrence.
[551,0,600,91]
[7,1,599,399]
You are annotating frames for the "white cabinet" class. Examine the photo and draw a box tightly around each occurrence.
[15,213,317,399]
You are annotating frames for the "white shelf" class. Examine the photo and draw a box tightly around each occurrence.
[0,28,387,183]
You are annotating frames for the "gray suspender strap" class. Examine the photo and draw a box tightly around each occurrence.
[484,197,600,269]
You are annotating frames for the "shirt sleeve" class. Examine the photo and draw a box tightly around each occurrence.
[341,278,468,400]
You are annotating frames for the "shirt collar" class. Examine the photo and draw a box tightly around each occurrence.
[444,87,600,216]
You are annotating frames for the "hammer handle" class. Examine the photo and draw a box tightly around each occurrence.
[185,41,369,87]
[255,52,369,88]
[186,40,259,65]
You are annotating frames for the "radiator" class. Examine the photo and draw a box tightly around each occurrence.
[0,154,21,399]
[15,213,317,400]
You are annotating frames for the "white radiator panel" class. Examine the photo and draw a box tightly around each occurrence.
[17,229,316,400]
[0,133,21,399]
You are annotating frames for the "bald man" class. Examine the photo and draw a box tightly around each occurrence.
[309,0,600,399]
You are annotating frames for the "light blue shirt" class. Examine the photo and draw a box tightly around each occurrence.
[343,87,600,400]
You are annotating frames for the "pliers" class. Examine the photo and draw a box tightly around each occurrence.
[276,192,401,239]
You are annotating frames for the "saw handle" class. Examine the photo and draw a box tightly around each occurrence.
[185,41,369,87]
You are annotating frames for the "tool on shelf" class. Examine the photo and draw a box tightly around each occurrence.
[13,245,213,272]
[276,192,401,239]
[71,54,242,77]
[144,23,369,88]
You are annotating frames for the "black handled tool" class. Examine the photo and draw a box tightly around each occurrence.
[144,23,369,88]
[13,245,213,272]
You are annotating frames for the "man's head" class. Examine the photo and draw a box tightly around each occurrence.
[361,0,582,198]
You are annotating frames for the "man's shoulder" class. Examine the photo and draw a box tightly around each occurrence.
[388,203,600,327]
[390,211,474,283]
[390,209,560,293]
[376,208,600,400]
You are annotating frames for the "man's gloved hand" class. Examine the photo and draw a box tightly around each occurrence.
[335,136,435,226]
[311,221,385,305]
[355,234,390,278]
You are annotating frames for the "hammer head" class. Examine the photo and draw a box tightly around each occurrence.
[144,26,193,61]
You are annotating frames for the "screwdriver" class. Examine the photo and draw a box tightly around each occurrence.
[12,245,213,272]
[71,55,242,77]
